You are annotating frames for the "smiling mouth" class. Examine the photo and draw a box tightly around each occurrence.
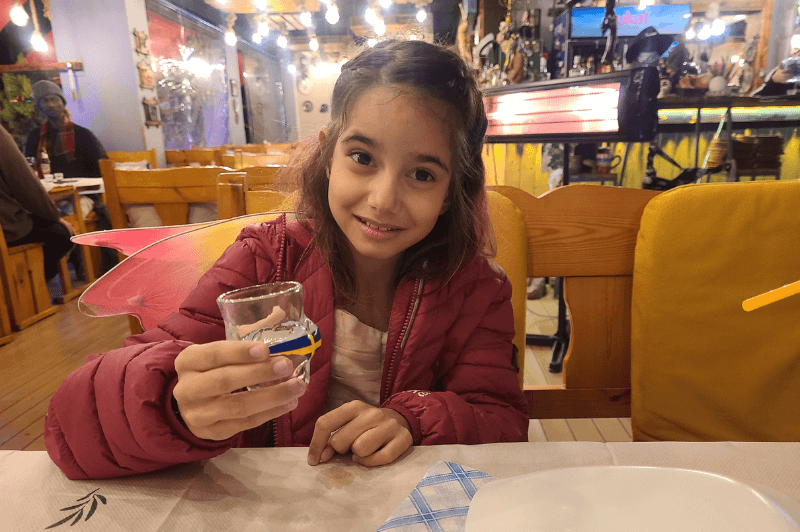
[355,216,402,232]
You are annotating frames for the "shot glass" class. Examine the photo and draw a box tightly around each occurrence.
[217,281,320,387]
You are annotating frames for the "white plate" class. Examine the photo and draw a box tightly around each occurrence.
[465,466,800,532]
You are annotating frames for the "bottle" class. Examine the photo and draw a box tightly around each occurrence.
[569,55,585,77]
[39,149,51,179]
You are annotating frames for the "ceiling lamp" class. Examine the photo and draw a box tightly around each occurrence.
[252,32,262,44]
[378,0,392,8]
[697,24,712,41]
[224,13,237,46]
[325,4,339,25]
[300,10,313,27]
[365,7,378,25]
[10,2,29,26]
[258,18,270,37]
[685,26,696,40]
[416,8,427,23]
[374,19,386,36]
[309,37,319,51]
[277,34,288,48]
[31,30,48,52]
[254,0,267,11]
[710,18,726,37]
[367,38,378,47]
[288,64,297,75]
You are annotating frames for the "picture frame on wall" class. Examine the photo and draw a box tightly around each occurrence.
[138,61,155,90]
[143,98,161,128]
[133,29,150,56]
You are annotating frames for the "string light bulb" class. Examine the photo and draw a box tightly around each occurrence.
[225,30,237,46]
[31,30,48,52]
[277,34,288,48]
[258,18,270,37]
[10,2,29,26]
[288,64,297,75]
[365,7,378,25]
[374,19,386,36]
[325,4,339,25]
[416,8,427,23]
[367,38,377,47]
[300,10,313,27]
[379,0,392,8]
[252,32,262,44]
[254,0,267,11]
[309,37,319,51]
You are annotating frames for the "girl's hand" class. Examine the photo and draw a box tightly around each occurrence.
[307,400,413,467]
[173,341,307,441]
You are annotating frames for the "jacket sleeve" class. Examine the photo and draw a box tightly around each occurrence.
[382,271,529,446]
[44,238,268,480]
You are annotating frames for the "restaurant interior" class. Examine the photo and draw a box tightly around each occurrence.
[1,0,799,529]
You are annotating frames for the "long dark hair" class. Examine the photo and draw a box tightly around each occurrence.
[288,39,491,302]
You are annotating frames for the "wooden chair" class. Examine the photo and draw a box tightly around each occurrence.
[491,185,659,419]
[219,152,291,168]
[631,180,800,441]
[106,149,158,168]
[216,172,296,220]
[165,150,187,167]
[185,148,217,167]
[47,186,96,303]
[99,159,222,229]
[0,230,58,331]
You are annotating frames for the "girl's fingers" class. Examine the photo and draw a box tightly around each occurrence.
[184,356,294,397]
[192,397,300,441]
[319,445,335,463]
[352,433,413,467]
[175,341,271,373]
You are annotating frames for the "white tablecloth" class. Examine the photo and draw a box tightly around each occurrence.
[1,442,798,531]
[41,177,105,194]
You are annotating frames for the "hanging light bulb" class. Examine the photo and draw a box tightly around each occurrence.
[10,2,29,26]
[378,0,392,8]
[253,32,262,44]
[416,8,427,23]
[365,7,378,25]
[697,24,712,40]
[367,38,378,47]
[277,34,288,48]
[325,4,340,25]
[254,0,267,11]
[225,30,237,46]
[300,10,313,27]
[374,19,386,36]
[287,64,297,75]
[309,37,319,51]
[258,19,270,37]
[685,27,696,40]
[31,30,48,52]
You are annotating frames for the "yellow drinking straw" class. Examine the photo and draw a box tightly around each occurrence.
[742,279,800,312]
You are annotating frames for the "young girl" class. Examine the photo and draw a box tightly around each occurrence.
[44,40,528,480]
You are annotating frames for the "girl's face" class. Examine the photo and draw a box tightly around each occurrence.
[325,86,452,272]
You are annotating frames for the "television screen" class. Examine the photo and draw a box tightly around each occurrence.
[570,5,691,38]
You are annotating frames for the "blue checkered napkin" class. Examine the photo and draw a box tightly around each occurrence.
[377,461,495,532]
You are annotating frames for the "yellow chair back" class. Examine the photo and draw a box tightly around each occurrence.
[631,180,800,441]
[106,149,158,168]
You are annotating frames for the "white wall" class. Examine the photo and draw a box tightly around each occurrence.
[225,43,246,146]
[50,0,166,167]
[292,69,338,143]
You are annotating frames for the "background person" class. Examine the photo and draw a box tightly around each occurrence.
[0,123,73,284]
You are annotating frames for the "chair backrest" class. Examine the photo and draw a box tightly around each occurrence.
[184,148,217,166]
[492,185,659,419]
[106,149,158,168]
[165,150,187,167]
[219,152,291,168]
[631,180,800,441]
[216,172,295,220]
[100,159,222,228]
[486,191,528,388]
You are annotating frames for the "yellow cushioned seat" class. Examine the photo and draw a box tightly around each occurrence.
[631,181,800,441]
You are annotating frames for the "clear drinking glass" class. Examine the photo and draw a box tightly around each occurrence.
[217,282,319,386]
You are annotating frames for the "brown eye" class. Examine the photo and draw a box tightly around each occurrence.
[411,169,434,182]
[349,152,372,166]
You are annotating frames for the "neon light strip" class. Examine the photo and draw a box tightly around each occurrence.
[659,107,800,124]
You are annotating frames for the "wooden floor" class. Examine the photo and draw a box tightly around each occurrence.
[0,281,630,452]
[0,299,130,451]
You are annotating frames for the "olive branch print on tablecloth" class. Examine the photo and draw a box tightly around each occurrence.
[45,488,107,529]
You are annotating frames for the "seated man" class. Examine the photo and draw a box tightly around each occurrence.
[24,80,107,178]
[0,123,73,284]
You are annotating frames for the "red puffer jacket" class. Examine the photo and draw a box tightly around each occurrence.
[45,215,528,479]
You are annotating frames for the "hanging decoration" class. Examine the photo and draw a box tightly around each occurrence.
[143,97,161,127]
[133,29,151,56]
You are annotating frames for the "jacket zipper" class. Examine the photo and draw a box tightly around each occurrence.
[382,279,423,402]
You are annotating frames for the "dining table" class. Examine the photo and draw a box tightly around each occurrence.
[41,177,105,195]
[2,442,798,531]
